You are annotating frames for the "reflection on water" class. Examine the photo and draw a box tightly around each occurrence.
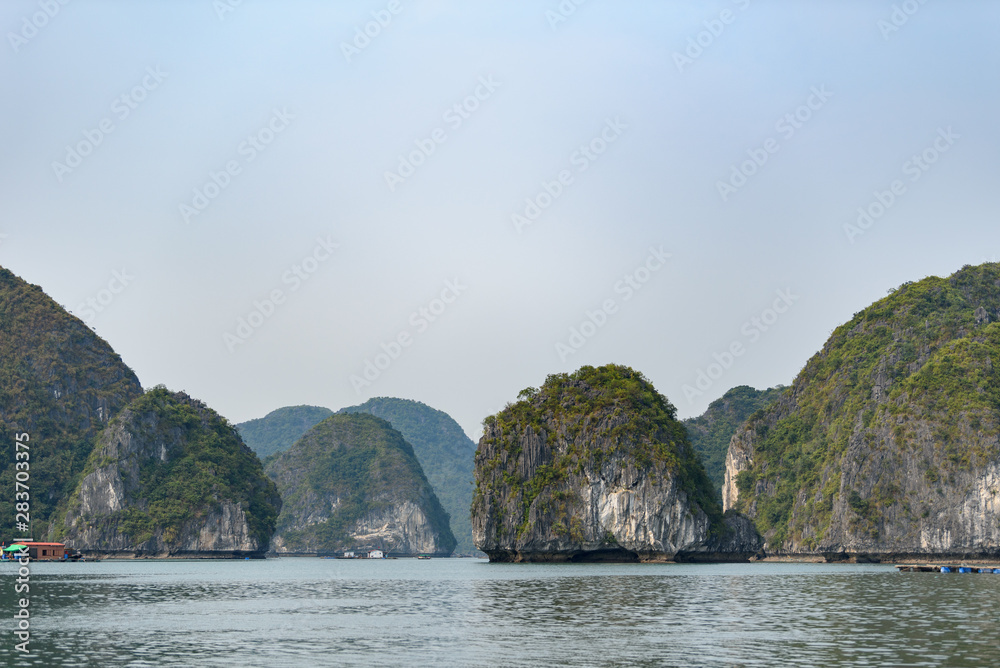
[1,560,997,667]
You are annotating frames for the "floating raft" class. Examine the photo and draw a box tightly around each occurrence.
[896,564,1000,573]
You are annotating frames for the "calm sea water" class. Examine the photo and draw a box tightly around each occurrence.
[1,558,998,667]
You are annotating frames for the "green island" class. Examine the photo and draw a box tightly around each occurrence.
[728,263,1000,558]
[0,267,142,538]
[59,387,280,556]
[340,397,478,554]
[267,412,456,556]
[473,364,762,562]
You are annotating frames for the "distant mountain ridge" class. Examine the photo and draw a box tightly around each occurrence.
[266,413,455,556]
[237,398,478,554]
[340,397,478,555]
[237,405,334,459]
[683,385,785,495]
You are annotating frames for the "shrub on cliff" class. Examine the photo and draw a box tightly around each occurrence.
[727,262,1000,555]
[0,266,142,538]
[61,387,280,553]
[474,364,759,561]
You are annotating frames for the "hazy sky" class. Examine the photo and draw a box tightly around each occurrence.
[3,0,998,441]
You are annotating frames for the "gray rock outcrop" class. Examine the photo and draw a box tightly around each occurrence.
[266,413,456,556]
[61,388,281,557]
[472,365,763,562]
[724,263,1000,561]
[0,266,143,538]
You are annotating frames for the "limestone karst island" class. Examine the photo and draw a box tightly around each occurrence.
[2,262,1000,564]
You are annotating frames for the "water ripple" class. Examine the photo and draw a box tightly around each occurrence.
[1,560,997,667]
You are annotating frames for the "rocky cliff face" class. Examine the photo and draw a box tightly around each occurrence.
[340,397,479,555]
[266,413,456,556]
[61,388,281,557]
[725,263,1000,560]
[684,385,785,494]
[472,365,762,562]
[0,267,143,538]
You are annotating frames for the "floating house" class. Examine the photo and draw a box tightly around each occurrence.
[2,542,69,560]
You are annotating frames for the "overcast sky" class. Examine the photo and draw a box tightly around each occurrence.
[3,0,998,441]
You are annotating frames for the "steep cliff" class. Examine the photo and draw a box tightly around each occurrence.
[472,364,762,562]
[266,413,456,556]
[236,405,333,459]
[683,385,785,494]
[0,266,142,537]
[725,263,1000,560]
[340,397,478,555]
[60,388,281,557]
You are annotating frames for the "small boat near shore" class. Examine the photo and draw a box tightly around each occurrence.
[896,564,1000,573]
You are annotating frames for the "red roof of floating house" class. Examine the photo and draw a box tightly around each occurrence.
[4,541,69,559]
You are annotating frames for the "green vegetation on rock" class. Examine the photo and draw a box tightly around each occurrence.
[340,397,477,554]
[267,413,456,555]
[0,266,142,538]
[236,405,334,459]
[475,364,725,544]
[61,387,281,551]
[730,263,1000,553]
[683,385,785,494]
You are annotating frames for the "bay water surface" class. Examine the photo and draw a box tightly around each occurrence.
[2,558,998,667]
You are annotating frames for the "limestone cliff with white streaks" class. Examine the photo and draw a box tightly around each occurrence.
[472,365,762,562]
